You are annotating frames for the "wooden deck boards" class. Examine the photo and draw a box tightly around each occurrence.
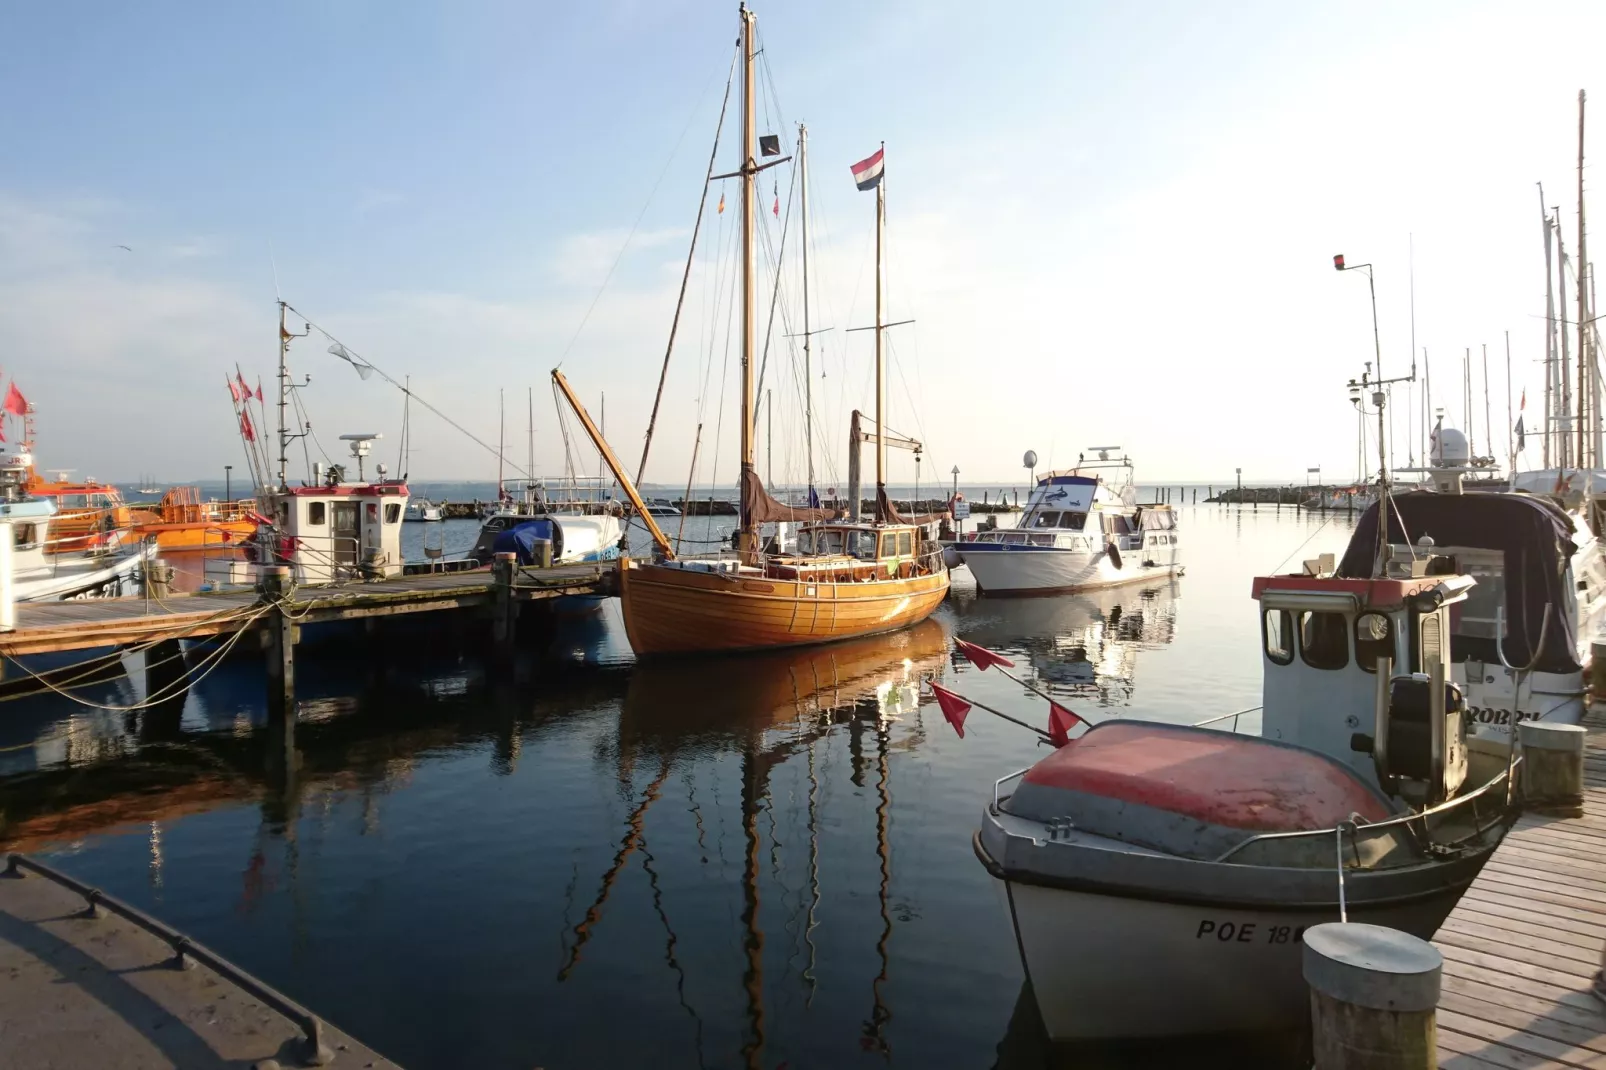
[1436,709,1606,1068]
[0,563,609,656]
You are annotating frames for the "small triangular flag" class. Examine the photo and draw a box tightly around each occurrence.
[930,683,972,739]
[1048,702,1086,747]
[955,638,1015,671]
[717,191,725,215]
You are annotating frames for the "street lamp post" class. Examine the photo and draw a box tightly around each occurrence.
[224,465,232,502]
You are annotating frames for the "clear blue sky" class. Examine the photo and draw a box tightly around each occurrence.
[2,1,1603,488]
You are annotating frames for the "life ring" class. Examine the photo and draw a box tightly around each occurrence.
[1107,543,1123,569]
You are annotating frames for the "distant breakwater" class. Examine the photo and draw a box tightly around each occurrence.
[432,497,1023,520]
[1207,485,1365,506]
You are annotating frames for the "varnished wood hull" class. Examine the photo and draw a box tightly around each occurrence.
[618,559,950,656]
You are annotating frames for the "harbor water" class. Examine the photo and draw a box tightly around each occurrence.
[0,501,1357,1068]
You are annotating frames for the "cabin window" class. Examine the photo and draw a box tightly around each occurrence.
[307,502,327,526]
[1002,532,1027,544]
[1105,514,1134,536]
[385,503,401,524]
[1033,511,1062,529]
[276,501,291,527]
[1355,612,1392,673]
[1264,609,1293,665]
[815,529,845,556]
[896,532,913,557]
[1063,511,1088,531]
[1299,611,1349,670]
[13,524,34,547]
[1029,533,1055,546]
[849,530,878,560]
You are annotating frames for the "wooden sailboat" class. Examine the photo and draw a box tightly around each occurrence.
[554,3,948,656]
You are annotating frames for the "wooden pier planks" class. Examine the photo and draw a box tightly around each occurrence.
[1435,709,1606,1069]
[0,563,609,656]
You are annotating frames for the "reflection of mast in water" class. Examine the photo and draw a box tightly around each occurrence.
[639,830,707,1066]
[739,742,766,1070]
[802,734,822,1003]
[558,759,672,980]
[861,713,894,1058]
[147,820,164,891]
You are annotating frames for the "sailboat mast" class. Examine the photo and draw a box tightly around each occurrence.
[1559,218,1574,469]
[800,123,815,501]
[527,387,535,486]
[1580,90,1591,469]
[498,388,505,500]
[277,302,290,490]
[1543,188,1556,469]
[875,145,887,512]
[736,2,758,556]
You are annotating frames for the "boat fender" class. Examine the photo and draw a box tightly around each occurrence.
[1106,543,1122,569]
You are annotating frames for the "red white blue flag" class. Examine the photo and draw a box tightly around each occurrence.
[850,147,884,191]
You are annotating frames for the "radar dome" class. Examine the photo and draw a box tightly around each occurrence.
[1023,450,1038,469]
[1431,426,1470,467]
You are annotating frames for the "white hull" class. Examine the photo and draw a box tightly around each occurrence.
[1001,880,1456,1039]
[16,544,153,602]
[959,546,1180,593]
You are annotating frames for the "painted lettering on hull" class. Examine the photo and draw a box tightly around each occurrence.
[1196,920,1308,944]
[1466,706,1540,727]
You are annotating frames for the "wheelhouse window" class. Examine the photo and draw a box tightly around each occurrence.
[814,529,845,556]
[1062,511,1088,531]
[1355,612,1392,673]
[896,532,913,557]
[849,530,878,560]
[1299,611,1349,670]
[13,523,35,547]
[1105,514,1134,536]
[307,502,327,526]
[1032,511,1062,529]
[1264,608,1293,665]
[385,503,401,524]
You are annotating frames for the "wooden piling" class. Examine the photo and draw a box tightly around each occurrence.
[1518,720,1586,815]
[1592,639,1606,699]
[259,566,296,721]
[491,552,518,660]
[1304,922,1440,1069]
[532,538,553,569]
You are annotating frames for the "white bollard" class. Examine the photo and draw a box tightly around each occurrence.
[1304,922,1441,1069]
[0,518,14,631]
[1519,721,1587,816]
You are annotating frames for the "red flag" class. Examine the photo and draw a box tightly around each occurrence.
[773,195,780,218]
[1048,702,1086,747]
[227,378,241,403]
[239,410,256,442]
[930,683,972,739]
[236,369,251,398]
[2,383,27,418]
[955,638,1015,671]
[256,379,265,403]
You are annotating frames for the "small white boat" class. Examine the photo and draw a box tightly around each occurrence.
[469,483,622,566]
[975,473,1513,1040]
[404,499,443,523]
[953,449,1180,593]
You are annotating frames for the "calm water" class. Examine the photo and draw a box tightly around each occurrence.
[0,502,1357,1069]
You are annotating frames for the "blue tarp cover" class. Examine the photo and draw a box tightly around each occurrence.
[491,519,561,564]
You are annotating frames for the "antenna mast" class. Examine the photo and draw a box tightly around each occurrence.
[1580,88,1591,469]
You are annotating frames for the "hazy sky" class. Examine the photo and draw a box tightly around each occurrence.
[2,1,1603,488]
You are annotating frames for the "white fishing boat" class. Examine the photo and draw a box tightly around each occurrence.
[404,499,443,523]
[953,448,1180,593]
[974,392,1514,1042]
[0,451,153,601]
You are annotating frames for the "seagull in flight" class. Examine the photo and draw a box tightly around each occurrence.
[113,245,131,252]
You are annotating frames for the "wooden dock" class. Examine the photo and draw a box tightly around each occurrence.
[0,562,611,658]
[1434,708,1606,1068]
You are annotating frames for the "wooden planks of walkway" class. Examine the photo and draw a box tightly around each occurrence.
[0,563,611,656]
[1435,708,1606,1069]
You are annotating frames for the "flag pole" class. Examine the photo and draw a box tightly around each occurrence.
[927,685,1052,740]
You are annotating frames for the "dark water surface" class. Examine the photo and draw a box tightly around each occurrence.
[0,503,1356,1069]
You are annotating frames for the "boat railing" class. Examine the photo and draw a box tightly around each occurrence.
[994,768,1030,812]
[1207,758,1521,866]
[677,541,951,577]
[1191,705,1264,734]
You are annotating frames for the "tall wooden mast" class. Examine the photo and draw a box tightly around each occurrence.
[874,145,887,513]
[800,122,815,501]
[736,3,758,557]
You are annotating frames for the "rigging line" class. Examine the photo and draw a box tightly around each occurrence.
[638,42,739,488]
[754,153,800,407]
[706,259,740,512]
[553,60,722,372]
[282,304,533,482]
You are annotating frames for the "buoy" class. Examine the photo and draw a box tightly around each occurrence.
[1107,543,1122,569]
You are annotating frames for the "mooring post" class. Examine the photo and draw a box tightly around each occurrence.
[142,638,190,733]
[1592,639,1606,699]
[1518,721,1586,816]
[533,538,553,569]
[259,565,297,721]
[0,518,13,633]
[1303,923,1440,1069]
[491,552,517,659]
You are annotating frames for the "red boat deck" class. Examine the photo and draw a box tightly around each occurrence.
[1435,706,1606,1068]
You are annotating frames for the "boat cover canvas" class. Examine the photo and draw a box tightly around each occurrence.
[1007,721,1394,862]
[491,519,563,564]
[1338,491,1580,673]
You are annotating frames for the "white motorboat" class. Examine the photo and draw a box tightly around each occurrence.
[953,448,1180,593]
[469,482,622,566]
[404,499,443,523]
[0,452,153,601]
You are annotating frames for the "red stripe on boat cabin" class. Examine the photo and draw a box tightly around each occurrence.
[1022,721,1393,831]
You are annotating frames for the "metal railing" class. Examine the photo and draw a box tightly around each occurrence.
[1191,705,1264,733]
[4,853,333,1066]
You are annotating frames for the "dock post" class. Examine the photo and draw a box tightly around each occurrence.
[1592,639,1606,699]
[1518,721,1586,815]
[142,638,190,737]
[533,538,553,569]
[491,552,518,660]
[0,518,13,632]
[260,566,297,721]
[1303,922,1441,1069]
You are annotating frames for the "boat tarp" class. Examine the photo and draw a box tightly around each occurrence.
[740,468,836,524]
[491,519,564,564]
[1338,491,1580,673]
[876,486,949,528]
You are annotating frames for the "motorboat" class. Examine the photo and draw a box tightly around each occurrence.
[953,448,1180,594]
[469,482,622,566]
[405,499,443,523]
[0,451,154,601]
[974,444,1515,1039]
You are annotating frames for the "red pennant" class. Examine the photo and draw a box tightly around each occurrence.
[929,683,972,739]
[955,638,1015,671]
[236,369,251,398]
[239,410,256,443]
[1048,702,1085,747]
[773,195,780,218]
[255,379,265,403]
[2,383,27,418]
[227,378,241,403]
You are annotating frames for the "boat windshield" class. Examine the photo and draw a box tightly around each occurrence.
[801,527,846,556]
[849,530,879,560]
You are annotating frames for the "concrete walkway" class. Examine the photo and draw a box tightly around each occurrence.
[0,865,401,1069]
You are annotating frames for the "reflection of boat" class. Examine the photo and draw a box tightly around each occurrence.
[954,583,1178,705]
[955,449,1181,594]
[553,6,947,656]
[977,417,1512,1042]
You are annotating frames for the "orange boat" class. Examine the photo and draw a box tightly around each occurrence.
[127,487,258,551]
[26,474,133,554]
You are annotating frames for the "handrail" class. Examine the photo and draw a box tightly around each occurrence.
[1191,705,1263,730]
[4,853,333,1066]
[993,768,1029,812]
[1207,758,1521,864]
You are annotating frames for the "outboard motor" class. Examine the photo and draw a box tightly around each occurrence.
[1379,672,1468,802]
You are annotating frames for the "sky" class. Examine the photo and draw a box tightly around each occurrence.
[2,0,1604,489]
